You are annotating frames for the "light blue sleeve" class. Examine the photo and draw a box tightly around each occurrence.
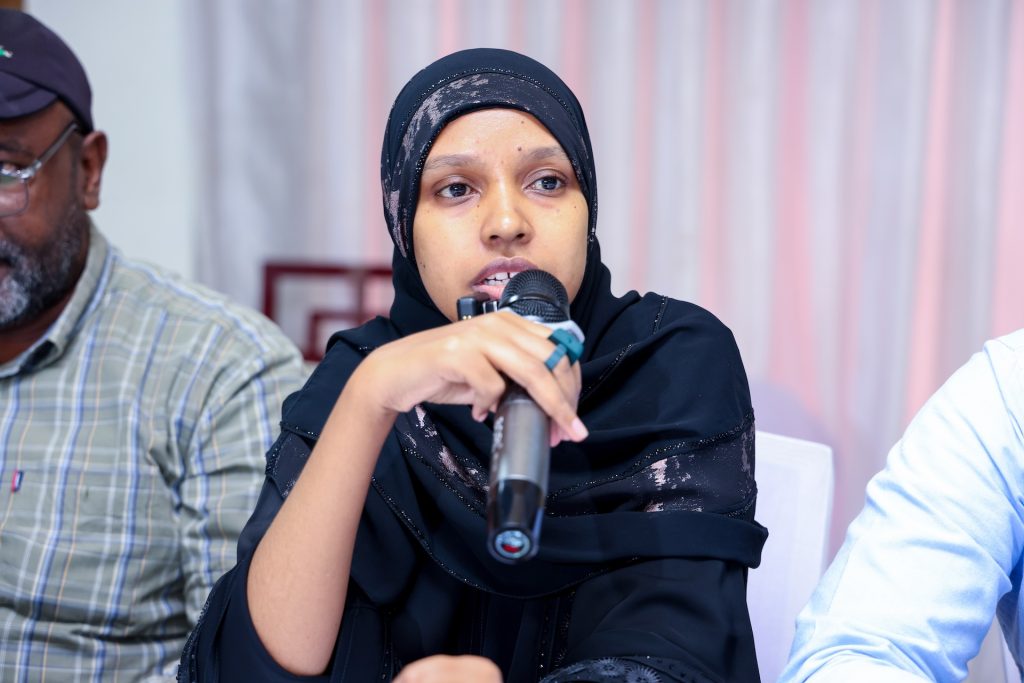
[780,333,1024,682]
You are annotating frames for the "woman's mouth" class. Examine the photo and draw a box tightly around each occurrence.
[470,259,539,301]
[480,272,516,286]
[472,273,521,301]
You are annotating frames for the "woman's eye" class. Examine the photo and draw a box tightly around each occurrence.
[438,182,470,198]
[531,175,564,192]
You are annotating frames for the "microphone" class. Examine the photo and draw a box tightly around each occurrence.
[486,270,576,563]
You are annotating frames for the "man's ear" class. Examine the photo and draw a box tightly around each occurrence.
[78,131,108,210]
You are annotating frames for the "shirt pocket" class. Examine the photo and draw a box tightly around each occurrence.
[0,459,177,629]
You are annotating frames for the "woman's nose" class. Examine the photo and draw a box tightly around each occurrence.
[482,181,532,246]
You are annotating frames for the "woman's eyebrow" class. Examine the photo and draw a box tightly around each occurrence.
[523,145,569,162]
[423,153,481,171]
[423,146,569,172]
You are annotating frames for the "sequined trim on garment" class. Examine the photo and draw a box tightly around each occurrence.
[541,655,715,682]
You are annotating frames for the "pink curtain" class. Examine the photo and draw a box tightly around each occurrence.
[190,0,1024,550]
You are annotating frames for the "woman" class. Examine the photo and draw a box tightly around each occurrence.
[180,48,766,683]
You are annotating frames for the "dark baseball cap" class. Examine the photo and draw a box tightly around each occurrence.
[0,9,92,132]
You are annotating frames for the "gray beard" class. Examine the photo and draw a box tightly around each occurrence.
[0,204,89,329]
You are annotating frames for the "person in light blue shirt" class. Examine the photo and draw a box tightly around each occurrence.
[782,330,1024,682]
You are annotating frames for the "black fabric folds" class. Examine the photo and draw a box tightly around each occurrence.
[180,48,767,683]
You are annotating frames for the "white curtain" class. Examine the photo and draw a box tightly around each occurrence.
[188,0,1024,551]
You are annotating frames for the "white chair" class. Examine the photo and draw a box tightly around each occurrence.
[1004,634,1021,683]
[748,431,834,683]
[966,621,1021,682]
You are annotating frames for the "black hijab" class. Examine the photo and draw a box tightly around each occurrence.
[278,48,764,599]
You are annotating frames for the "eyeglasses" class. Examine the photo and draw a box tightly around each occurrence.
[0,122,79,218]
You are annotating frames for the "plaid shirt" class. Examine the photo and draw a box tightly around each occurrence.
[0,227,305,682]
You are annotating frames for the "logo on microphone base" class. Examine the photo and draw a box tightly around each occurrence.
[493,529,532,560]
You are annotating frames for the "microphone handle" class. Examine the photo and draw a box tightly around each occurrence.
[487,383,549,563]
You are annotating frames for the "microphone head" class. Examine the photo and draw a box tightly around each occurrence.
[499,270,570,323]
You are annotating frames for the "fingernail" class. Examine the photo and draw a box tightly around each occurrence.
[571,418,588,441]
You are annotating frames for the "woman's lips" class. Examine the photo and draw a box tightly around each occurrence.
[470,258,539,301]
[471,281,511,301]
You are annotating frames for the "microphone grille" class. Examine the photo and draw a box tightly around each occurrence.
[499,270,570,323]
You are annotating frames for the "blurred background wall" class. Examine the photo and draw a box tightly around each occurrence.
[25,0,1024,633]
[26,0,198,280]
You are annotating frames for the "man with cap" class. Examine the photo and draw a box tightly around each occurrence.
[0,10,305,680]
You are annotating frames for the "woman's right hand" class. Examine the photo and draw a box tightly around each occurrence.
[394,655,502,683]
[352,310,588,444]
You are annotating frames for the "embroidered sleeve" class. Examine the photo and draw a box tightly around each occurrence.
[542,655,715,683]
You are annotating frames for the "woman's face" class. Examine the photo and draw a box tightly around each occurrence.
[413,108,589,322]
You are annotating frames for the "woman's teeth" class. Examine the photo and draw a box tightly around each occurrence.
[482,272,516,285]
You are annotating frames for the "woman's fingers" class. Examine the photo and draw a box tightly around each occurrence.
[439,314,587,441]
[359,311,586,441]
[484,313,583,406]
[455,353,506,421]
[548,346,583,404]
[477,337,586,442]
